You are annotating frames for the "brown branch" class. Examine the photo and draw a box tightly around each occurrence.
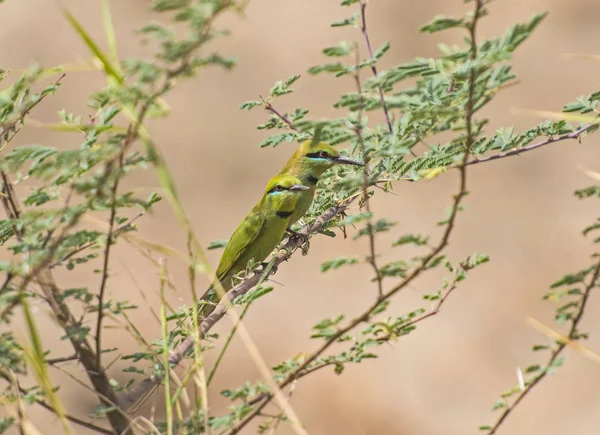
[46,354,80,365]
[95,153,124,367]
[464,122,598,167]
[352,42,384,299]
[227,3,483,432]
[358,0,393,136]
[487,260,600,434]
[116,197,355,409]
[248,264,466,403]
[264,102,299,131]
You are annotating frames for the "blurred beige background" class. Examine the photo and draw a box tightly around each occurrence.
[2,0,600,434]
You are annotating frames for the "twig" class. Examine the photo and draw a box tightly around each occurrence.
[487,260,600,434]
[95,152,124,367]
[358,0,393,136]
[46,354,80,365]
[352,42,384,299]
[264,102,299,131]
[49,211,145,270]
[226,2,483,432]
[463,123,598,167]
[265,380,298,435]
[259,264,466,389]
[0,74,66,137]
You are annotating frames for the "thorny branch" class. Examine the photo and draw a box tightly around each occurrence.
[117,196,355,408]
[486,260,600,435]
[226,2,483,432]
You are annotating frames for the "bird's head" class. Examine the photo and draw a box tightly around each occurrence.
[263,175,309,212]
[298,140,364,176]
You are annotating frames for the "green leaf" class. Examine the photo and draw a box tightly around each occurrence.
[393,234,429,247]
[208,239,229,250]
[239,100,262,111]
[321,256,358,272]
[0,417,15,434]
[307,63,345,75]
[372,41,390,60]
[338,212,374,226]
[259,132,298,148]
[322,41,354,57]
[420,16,465,33]
[233,286,273,305]
[353,219,397,240]
[331,13,358,27]
[269,74,301,97]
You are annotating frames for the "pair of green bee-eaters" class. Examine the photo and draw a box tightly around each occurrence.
[199,140,363,314]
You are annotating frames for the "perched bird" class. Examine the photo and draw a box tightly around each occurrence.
[199,175,309,315]
[278,140,364,228]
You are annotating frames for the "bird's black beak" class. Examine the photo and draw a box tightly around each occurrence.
[333,156,364,166]
[289,184,310,192]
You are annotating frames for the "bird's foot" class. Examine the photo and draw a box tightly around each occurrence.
[286,228,309,244]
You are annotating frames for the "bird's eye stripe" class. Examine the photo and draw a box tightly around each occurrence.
[306,152,331,159]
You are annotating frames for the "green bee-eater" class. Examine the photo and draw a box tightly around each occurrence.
[279,140,364,227]
[199,175,309,314]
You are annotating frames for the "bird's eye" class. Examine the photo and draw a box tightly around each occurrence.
[274,185,284,191]
[319,151,329,158]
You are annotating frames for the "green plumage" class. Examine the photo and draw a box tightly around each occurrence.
[199,175,308,315]
[278,140,363,226]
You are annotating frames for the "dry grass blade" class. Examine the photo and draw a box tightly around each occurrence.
[527,317,600,365]
[20,295,73,435]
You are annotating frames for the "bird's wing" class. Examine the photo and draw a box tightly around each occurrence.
[215,211,266,281]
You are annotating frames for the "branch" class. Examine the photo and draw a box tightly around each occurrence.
[358,0,393,136]
[464,122,598,167]
[96,152,124,367]
[116,197,355,409]
[352,41,384,299]
[264,102,299,131]
[48,211,145,270]
[46,354,79,365]
[0,74,66,137]
[227,2,484,432]
[252,261,467,395]
[486,260,600,434]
